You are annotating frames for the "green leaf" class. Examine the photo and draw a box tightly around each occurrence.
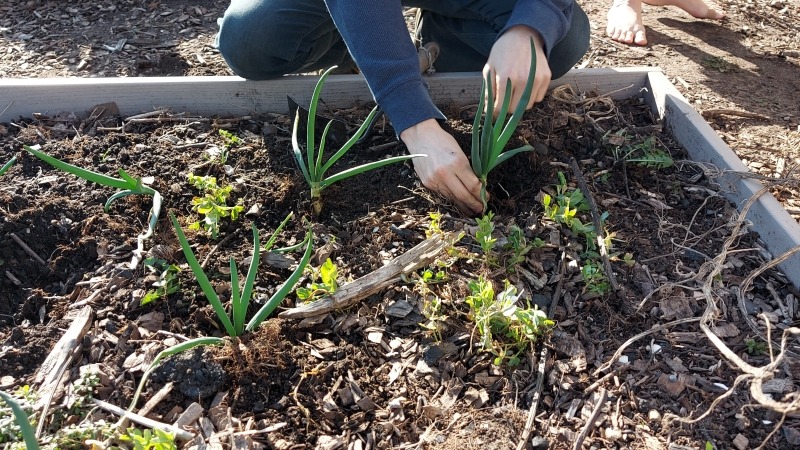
[24,144,137,191]
[246,230,314,331]
[292,110,312,186]
[0,155,17,176]
[128,337,225,412]
[170,212,236,337]
[319,258,338,289]
[320,154,422,190]
[487,144,534,173]
[320,105,381,175]
[236,224,261,335]
[0,390,40,450]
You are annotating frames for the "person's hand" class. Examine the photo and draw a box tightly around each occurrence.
[400,119,483,215]
[484,25,551,116]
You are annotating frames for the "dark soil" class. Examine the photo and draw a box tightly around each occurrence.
[2,0,800,448]
[2,83,799,449]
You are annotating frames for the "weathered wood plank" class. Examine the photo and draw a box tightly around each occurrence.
[645,71,800,287]
[0,68,653,122]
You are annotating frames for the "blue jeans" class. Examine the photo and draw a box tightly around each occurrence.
[216,0,589,80]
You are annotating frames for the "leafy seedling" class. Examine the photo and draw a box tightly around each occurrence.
[293,66,423,216]
[141,257,181,306]
[606,131,673,169]
[170,212,313,337]
[465,277,553,366]
[475,212,497,262]
[471,38,537,212]
[296,258,339,302]
[186,173,244,239]
[119,427,177,450]
[0,155,16,176]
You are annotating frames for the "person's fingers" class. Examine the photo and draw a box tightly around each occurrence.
[494,74,511,118]
[448,175,483,215]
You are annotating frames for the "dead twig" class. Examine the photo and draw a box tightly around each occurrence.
[572,388,607,450]
[279,232,456,319]
[10,233,47,266]
[570,157,620,293]
[92,398,194,441]
[701,109,771,121]
[516,257,566,450]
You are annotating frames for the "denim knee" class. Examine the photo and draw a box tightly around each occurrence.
[216,13,294,79]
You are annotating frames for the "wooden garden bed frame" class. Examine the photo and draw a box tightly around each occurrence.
[2,67,798,287]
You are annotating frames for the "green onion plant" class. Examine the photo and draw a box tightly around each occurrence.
[293,66,423,216]
[170,212,313,337]
[23,144,162,268]
[471,38,538,212]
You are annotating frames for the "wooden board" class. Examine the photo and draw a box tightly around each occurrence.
[2,67,797,286]
[645,71,800,287]
[0,67,654,122]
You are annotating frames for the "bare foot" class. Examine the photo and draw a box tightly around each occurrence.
[643,0,726,20]
[607,0,648,45]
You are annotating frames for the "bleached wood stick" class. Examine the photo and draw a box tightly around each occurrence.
[279,233,454,319]
[92,398,194,441]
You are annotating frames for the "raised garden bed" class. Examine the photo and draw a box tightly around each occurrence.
[2,68,800,450]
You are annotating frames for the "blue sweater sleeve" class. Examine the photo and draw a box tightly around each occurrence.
[500,0,574,58]
[324,0,573,135]
[324,0,444,135]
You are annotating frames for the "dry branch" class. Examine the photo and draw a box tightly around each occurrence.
[92,398,195,441]
[279,232,456,319]
[569,157,620,292]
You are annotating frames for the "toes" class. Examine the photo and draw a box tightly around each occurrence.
[634,30,648,45]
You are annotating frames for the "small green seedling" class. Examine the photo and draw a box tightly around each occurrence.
[0,389,40,450]
[416,268,449,341]
[119,427,177,450]
[475,212,497,261]
[465,277,553,366]
[744,338,768,355]
[606,131,673,169]
[141,257,181,306]
[170,212,313,337]
[293,66,423,216]
[187,173,244,239]
[471,38,537,212]
[581,261,610,296]
[542,172,603,252]
[219,129,241,148]
[296,257,339,302]
[0,155,16,176]
[504,224,538,270]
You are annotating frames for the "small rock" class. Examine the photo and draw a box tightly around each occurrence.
[783,426,800,446]
[732,434,748,450]
[648,409,662,421]
[530,436,549,450]
[385,299,413,318]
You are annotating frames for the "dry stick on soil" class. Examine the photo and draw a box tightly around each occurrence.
[279,232,455,319]
[91,398,194,441]
[9,233,47,266]
[701,109,771,121]
[572,388,608,450]
[33,306,93,436]
[569,157,620,292]
[516,258,566,450]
